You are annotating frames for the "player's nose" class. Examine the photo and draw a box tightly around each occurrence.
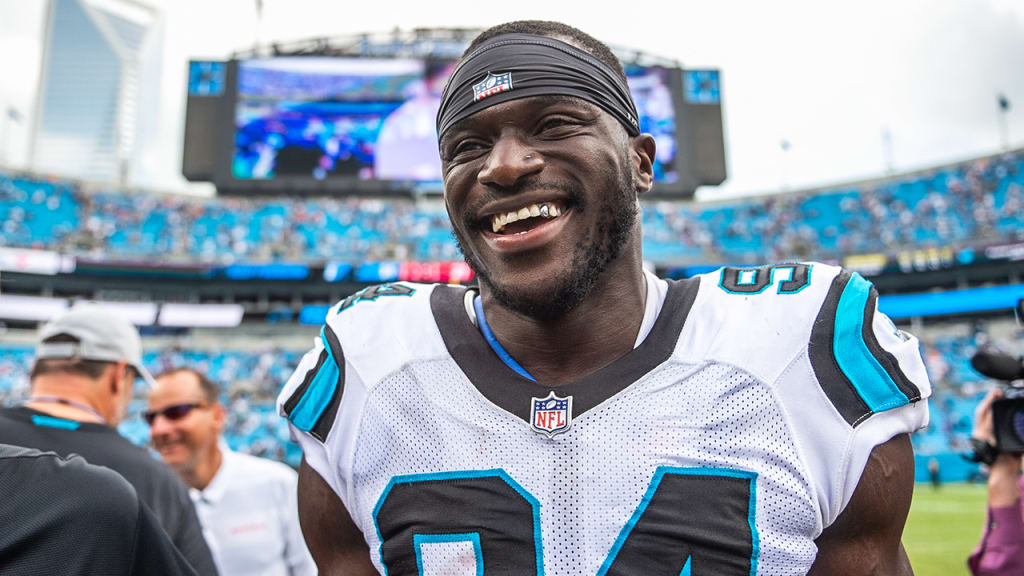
[477,134,544,191]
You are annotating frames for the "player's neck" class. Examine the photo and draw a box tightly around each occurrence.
[480,259,647,386]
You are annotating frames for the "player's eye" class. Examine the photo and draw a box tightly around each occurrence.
[449,139,488,159]
[536,116,584,137]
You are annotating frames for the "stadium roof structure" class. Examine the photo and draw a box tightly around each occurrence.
[229,27,682,68]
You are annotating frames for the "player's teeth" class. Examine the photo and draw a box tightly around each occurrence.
[490,202,563,233]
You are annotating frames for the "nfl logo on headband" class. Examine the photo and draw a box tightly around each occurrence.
[473,72,513,102]
[530,391,572,438]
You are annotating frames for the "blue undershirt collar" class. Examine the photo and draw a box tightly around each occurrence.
[473,295,537,382]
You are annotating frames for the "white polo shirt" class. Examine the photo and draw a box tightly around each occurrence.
[190,446,315,576]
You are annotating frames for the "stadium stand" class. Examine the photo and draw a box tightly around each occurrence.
[3,149,1021,266]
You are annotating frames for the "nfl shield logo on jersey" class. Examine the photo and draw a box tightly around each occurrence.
[473,72,513,102]
[530,391,573,438]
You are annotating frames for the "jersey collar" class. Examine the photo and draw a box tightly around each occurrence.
[429,276,701,424]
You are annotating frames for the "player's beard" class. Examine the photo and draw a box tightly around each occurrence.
[453,161,639,321]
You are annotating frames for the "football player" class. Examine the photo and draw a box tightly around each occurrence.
[279,20,930,575]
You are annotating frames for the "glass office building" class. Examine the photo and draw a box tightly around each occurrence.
[30,0,161,184]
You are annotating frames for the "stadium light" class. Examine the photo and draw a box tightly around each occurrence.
[0,295,69,322]
[158,303,245,328]
[70,300,158,326]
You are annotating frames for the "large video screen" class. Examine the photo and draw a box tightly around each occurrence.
[230,57,680,184]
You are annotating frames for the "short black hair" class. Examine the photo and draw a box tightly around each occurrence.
[462,21,628,86]
[154,367,220,404]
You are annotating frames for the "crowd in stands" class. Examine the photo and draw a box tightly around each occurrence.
[2,322,1021,469]
[2,149,1021,266]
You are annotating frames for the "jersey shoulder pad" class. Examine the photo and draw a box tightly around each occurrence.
[278,282,445,442]
[805,268,930,427]
[694,262,929,425]
[323,281,448,380]
[687,262,843,383]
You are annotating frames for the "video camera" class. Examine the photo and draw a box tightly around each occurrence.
[971,349,1024,452]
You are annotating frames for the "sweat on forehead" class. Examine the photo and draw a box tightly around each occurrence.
[435,33,640,143]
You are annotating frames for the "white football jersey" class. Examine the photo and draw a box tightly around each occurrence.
[278,263,930,576]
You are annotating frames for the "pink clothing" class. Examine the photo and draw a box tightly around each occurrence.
[968,475,1024,576]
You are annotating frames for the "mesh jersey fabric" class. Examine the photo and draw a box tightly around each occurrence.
[0,406,218,576]
[278,262,931,575]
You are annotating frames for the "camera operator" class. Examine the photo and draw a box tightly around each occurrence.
[968,358,1024,574]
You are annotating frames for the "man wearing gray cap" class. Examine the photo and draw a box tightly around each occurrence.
[0,305,218,576]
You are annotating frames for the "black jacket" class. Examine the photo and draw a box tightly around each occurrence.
[0,443,199,575]
[0,407,218,576]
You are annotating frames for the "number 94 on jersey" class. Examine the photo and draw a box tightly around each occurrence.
[372,466,759,576]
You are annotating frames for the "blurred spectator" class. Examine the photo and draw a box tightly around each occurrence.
[927,456,941,489]
[967,388,1024,575]
[0,306,217,576]
[149,368,315,576]
[0,443,199,576]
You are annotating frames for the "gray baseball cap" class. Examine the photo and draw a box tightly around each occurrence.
[35,305,158,388]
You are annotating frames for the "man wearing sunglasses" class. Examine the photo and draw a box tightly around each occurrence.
[148,368,314,576]
[0,306,217,576]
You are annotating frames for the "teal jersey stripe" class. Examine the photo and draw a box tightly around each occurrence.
[833,273,910,413]
[31,414,81,430]
[414,533,483,576]
[289,326,341,432]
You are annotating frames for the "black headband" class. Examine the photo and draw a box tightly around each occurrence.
[436,33,641,142]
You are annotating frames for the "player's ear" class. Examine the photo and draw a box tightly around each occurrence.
[630,133,656,194]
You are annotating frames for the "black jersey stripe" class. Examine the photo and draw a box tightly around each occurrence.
[808,271,873,427]
[311,324,346,442]
[282,348,328,418]
[860,286,922,403]
[283,324,346,441]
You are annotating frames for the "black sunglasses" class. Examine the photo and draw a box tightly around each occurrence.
[143,403,204,426]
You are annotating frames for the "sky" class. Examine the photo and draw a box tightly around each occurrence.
[0,0,1022,201]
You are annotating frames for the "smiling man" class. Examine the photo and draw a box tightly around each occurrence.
[149,368,314,576]
[278,21,932,575]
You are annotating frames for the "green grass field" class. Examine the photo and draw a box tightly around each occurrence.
[905,483,988,575]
